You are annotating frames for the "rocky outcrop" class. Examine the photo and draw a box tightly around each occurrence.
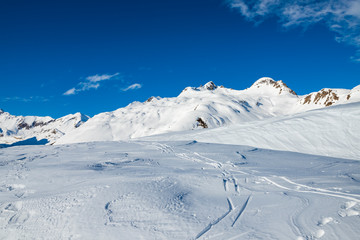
[196,118,208,128]
[302,89,339,106]
[300,85,360,107]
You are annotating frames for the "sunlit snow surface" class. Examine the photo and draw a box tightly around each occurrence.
[0,141,359,239]
[145,102,360,160]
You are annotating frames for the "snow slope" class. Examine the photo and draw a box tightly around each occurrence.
[55,78,360,145]
[145,102,360,161]
[0,141,359,239]
[0,111,89,145]
[1,78,358,239]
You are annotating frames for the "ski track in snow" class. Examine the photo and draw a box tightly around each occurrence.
[157,141,359,239]
[195,198,234,239]
[142,141,254,239]
[0,141,359,239]
[263,176,360,203]
[262,176,360,239]
[231,195,251,228]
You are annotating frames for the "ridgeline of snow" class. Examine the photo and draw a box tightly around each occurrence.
[0,111,89,145]
[145,102,360,160]
[55,78,360,145]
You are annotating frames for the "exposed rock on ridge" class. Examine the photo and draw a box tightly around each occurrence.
[300,85,360,107]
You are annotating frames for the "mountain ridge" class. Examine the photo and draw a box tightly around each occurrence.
[55,77,360,145]
[1,77,359,145]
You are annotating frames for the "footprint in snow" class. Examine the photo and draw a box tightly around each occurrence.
[338,201,360,217]
[317,217,333,226]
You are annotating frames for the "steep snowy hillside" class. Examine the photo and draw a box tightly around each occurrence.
[0,141,359,239]
[145,102,360,160]
[0,110,89,145]
[56,78,360,144]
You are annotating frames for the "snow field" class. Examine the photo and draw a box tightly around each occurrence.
[0,141,359,239]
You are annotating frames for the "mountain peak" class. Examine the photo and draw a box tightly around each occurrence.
[203,81,217,90]
[180,81,218,95]
[250,77,297,95]
[252,77,276,87]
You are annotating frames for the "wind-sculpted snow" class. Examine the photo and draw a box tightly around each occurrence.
[55,78,360,145]
[146,102,360,160]
[0,141,359,239]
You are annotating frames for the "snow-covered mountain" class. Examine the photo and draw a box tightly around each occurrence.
[1,78,360,240]
[0,111,89,145]
[1,77,358,147]
[55,77,360,145]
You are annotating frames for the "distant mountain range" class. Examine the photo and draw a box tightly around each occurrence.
[0,111,89,145]
[1,77,359,147]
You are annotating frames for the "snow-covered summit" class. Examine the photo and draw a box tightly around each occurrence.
[179,81,218,94]
[203,81,217,90]
[249,77,297,96]
[251,77,275,86]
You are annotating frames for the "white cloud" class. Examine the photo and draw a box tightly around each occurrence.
[63,73,120,96]
[1,96,49,102]
[78,82,100,91]
[122,83,142,92]
[86,73,120,82]
[228,0,360,61]
[63,88,76,96]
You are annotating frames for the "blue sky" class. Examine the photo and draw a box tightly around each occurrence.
[1,0,359,118]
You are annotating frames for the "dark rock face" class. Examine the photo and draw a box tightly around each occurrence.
[196,118,208,128]
[17,120,54,130]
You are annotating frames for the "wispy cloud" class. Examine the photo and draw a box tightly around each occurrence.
[86,73,120,82]
[1,96,49,102]
[122,83,142,92]
[227,0,360,61]
[63,73,120,95]
[63,88,76,96]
